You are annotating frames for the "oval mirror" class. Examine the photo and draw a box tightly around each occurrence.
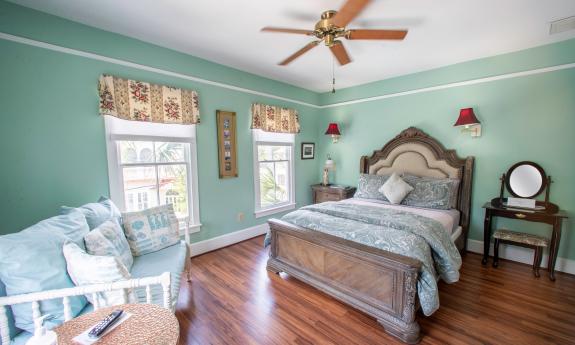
[505,161,546,198]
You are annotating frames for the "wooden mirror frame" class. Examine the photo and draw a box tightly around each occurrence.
[505,161,547,199]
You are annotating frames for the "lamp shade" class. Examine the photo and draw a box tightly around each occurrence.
[325,123,341,135]
[454,108,480,127]
[324,158,336,171]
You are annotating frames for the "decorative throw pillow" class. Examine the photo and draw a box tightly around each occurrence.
[84,220,134,270]
[63,242,136,308]
[379,173,414,204]
[401,174,460,210]
[354,173,391,201]
[122,204,180,256]
[60,197,122,230]
[0,211,89,333]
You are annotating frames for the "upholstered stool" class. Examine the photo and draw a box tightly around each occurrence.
[492,229,549,277]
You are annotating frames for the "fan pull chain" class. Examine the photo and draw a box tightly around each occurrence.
[331,56,336,93]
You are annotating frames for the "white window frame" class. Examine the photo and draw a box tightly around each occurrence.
[104,116,201,234]
[252,130,296,218]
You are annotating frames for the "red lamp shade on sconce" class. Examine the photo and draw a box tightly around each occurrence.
[325,123,341,143]
[454,108,482,138]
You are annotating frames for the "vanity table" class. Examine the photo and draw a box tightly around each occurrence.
[482,161,568,281]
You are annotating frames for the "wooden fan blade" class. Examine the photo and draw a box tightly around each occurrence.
[261,27,314,35]
[279,41,320,66]
[346,29,408,40]
[329,41,351,66]
[332,0,371,28]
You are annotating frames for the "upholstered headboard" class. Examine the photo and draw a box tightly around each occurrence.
[360,127,474,251]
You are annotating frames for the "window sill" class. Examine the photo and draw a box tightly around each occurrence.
[255,203,296,219]
[179,222,201,234]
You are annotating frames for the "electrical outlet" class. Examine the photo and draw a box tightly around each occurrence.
[237,212,244,222]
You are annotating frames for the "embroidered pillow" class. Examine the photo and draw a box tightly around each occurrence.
[379,173,414,204]
[84,220,133,270]
[122,204,180,256]
[402,174,460,210]
[354,173,391,201]
[63,242,136,308]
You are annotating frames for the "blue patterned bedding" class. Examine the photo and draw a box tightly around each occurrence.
[264,201,461,316]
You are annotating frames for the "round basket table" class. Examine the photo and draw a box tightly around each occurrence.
[54,304,179,345]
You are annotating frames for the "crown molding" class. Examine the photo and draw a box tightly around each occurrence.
[2,31,574,111]
[0,32,321,109]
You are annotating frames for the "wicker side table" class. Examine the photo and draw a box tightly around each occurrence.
[54,304,179,345]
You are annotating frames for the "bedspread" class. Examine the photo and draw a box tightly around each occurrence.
[265,201,461,315]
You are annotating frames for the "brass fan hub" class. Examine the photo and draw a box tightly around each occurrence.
[314,10,346,46]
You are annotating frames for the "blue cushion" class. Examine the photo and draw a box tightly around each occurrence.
[0,280,20,345]
[60,197,121,230]
[0,211,89,333]
[129,241,187,309]
[9,330,31,345]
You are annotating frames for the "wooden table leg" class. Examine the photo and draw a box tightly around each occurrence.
[548,218,562,281]
[482,210,492,265]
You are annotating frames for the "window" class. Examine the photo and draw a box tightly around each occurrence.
[104,116,201,233]
[252,129,295,218]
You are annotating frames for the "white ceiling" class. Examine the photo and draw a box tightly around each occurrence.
[10,0,575,92]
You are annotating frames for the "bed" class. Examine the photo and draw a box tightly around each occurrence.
[266,127,474,344]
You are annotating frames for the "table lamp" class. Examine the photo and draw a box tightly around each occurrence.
[322,155,336,186]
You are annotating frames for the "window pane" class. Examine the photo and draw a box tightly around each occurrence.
[274,161,289,203]
[259,160,290,208]
[259,162,276,207]
[119,141,154,164]
[159,165,189,218]
[122,166,158,211]
[257,145,288,161]
[156,142,187,163]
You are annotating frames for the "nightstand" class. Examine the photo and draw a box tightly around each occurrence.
[311,184,356,204]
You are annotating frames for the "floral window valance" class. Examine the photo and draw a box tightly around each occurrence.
[98,75,200,124]
[250,103,300,134]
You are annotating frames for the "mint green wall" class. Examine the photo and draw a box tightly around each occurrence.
[0,2,320,241]
[1,1,574,263]
[316,39,575,260]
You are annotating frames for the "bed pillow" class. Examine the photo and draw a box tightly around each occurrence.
[379,173,414,204]
[122,204,180,256]
[63,242,136,308]
[402,174,460,210]
[84,220,133,270]
[354,173,391,201]
[60,197,122,230]
[0,211,89,333]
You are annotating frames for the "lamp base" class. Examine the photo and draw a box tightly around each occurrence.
[461,124,482,138]
[322,168,330,186]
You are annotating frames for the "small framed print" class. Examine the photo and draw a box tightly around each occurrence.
[216,110,238,178]
[301,142,315,160]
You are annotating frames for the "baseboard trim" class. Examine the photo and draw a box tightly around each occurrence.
[467,239,575,275]
[190,223,269,257]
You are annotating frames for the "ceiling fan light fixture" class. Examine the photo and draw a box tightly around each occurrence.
[261,0,409,66]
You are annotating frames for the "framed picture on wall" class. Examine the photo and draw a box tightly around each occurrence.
[216,110,238,178]
[301,142,315,160]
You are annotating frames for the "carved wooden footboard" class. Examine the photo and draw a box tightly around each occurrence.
[267,219,422,344]
[266,127,474,344]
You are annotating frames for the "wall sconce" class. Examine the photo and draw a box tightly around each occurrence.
[454,108,481,137]
[325,123,341,143]
[322,154,336,186]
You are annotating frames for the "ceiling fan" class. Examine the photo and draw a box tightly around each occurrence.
[261,0,408,66]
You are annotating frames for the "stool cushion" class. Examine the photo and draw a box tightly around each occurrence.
[493,229,549,247]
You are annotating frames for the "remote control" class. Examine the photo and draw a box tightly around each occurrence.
[88,309,124,339]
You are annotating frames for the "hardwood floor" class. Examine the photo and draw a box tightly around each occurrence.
[176,236,575,345]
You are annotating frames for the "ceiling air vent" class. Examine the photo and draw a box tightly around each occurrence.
[549,16,575,35]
